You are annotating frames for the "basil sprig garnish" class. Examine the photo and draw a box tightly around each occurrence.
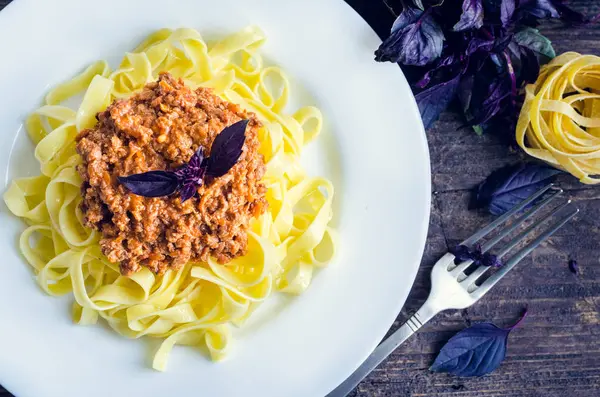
[119,119,248,202]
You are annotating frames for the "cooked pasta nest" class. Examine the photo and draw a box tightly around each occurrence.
[3,26,337,371]
[518,52,600,183]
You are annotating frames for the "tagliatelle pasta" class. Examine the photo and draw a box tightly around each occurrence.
[3,26,337,371]
[517,52,600,183]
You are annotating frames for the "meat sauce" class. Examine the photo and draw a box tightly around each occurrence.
[76,73,267,275]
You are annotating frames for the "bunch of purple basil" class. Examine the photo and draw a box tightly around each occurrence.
[375,0,597,139]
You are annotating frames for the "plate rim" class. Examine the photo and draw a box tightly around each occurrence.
[332,3,431,393]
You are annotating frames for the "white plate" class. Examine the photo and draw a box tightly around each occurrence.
[0,0,430,396]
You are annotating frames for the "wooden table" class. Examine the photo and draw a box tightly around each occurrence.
[1,0,599,396]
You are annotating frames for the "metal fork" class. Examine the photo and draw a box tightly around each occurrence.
[328,184,578,397]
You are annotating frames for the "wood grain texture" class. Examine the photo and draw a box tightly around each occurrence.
[1,0,600,396]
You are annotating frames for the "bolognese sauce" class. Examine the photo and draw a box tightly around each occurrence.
[76,73,267,275]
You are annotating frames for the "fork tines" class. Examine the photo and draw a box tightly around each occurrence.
[452,183,578,296]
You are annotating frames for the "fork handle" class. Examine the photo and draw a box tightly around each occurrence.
[326,302,439,397]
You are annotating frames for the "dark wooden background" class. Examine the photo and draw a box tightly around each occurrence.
[1,0,599,396]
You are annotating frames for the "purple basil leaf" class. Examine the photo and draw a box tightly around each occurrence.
[430,324,509,377]
[474,163,562,215]
[504,52,517,105]
[377,6,423,62]
[482,252,503,267]
[415,73,461,129]
[450,245,473,264]
[430,310,526,377]
[469,244,484,265]
[568,259,579,275]
[205,119,248,178]
[506,40,523,71]
[513,45,541,85]
[179,183,198,202]
[466,38,495,56]
[412,0,425,10]
[489,52,504,69]
[174,148,206,185]
[414,55,458,89]
[118,170,179,198]
[375,8,444,66]
[188,147,205,170]
[391,6,422,33]
[514,27,556,58]
[467,93,507,127]
[451,244,503,267]
[493,35,514,53]
[439,54,457,67]
[466,71,512,127]
[501,0,516,25]
[454,0,485,32]
[414,71,433,89]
